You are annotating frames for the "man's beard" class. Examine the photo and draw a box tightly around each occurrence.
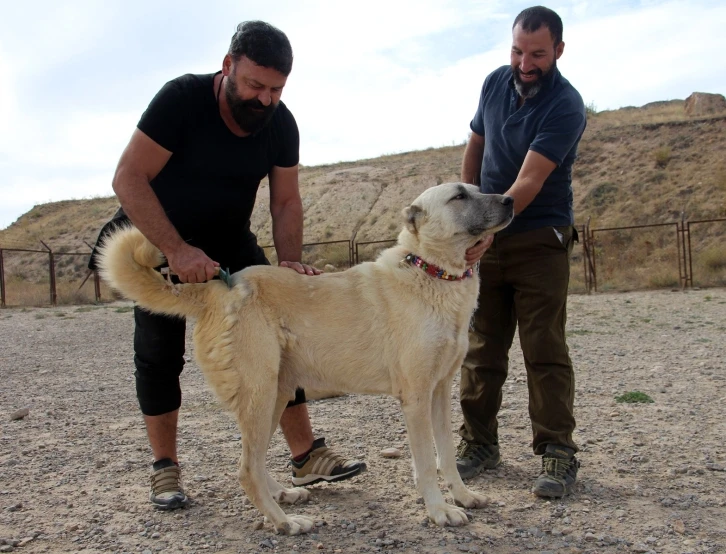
[225,77,278,133]
[512,60,555,99]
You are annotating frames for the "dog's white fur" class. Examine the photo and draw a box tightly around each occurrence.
[97,182,513,535]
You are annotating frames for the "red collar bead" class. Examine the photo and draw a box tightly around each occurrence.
[404,254,473,281]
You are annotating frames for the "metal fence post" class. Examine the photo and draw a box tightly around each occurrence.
[589,222,598,292]
[0,249,5,308]
[677,212,692,289]
[40,241,57,306]
[581,217,595,294]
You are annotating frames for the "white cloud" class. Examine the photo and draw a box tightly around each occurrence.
[0,0,724,229]
[0,47,16,137]
[562,1,726,110]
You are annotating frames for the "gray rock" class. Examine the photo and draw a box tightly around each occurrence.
[9,408,29,421]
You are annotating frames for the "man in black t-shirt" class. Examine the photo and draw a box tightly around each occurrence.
[92,21,365,510]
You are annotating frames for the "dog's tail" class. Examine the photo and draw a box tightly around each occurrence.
[96,225,213,320]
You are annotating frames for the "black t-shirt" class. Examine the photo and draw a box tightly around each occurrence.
[92,71,299,271]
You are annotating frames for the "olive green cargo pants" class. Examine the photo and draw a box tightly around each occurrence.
[459,225,578,455]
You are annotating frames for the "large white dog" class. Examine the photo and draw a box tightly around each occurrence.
[97,182,513,535]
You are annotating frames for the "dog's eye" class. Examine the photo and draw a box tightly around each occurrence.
[451,193,466,201]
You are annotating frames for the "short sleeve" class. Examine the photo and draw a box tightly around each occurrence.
[529,101,586,166]
[137,80,188,152]
[273,103,300,168]
[469,81,486,136]
[469,76,490,137]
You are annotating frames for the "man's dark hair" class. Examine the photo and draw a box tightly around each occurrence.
[229,21,293,76]
[513,6,563,46]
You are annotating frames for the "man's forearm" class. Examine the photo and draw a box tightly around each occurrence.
[270,201,304,263]
[505,177,545,215]
[504,150,556,215]
[461,134,484,185]
[113,172,184,256]
[461,157,481,186]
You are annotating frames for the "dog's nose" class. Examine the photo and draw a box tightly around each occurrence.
[501,196,514,206]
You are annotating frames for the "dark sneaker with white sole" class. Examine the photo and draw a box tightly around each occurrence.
[149,459,190,510]
[291,438,366,486]
[532,444,580,498]
[456,439,502,480]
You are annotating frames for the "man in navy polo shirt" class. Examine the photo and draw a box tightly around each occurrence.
[456,6,586,498]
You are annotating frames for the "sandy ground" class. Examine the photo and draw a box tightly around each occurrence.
[1,288,725,554]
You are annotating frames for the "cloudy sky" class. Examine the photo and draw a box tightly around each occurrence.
[1,0,724,229]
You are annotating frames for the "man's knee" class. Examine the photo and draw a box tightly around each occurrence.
[133,307,186,416]
[286,388,307,408]
[135,363,183,416]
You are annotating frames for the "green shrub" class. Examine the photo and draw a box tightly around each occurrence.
[653,147,671,168]
[615,391,654,404]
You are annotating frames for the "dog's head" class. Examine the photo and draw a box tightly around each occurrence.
[399,182,513,272]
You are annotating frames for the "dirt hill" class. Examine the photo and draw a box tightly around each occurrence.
[1,97,725,284]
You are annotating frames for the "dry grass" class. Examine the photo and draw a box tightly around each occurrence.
[588,226,683,291]
[1,98,725,306]
[692,246,726,287]
[1,276,113,308]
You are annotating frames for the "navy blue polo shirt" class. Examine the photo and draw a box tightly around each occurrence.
[470,65,586,235]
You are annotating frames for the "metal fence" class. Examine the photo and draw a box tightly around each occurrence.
[0,242,102,308]
[1,217,725,307]
[579,216,726,292]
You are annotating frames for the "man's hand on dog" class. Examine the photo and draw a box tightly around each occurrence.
[166,244,220,283]
[279,261,322,275]
[465,235,494,266]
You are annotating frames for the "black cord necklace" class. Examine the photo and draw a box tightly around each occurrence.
[216,74,224,105]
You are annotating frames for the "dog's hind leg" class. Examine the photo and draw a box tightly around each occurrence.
[431,377,489,509]
[265,392,311,506]
[234,346,313,535]
[400,385,469,527]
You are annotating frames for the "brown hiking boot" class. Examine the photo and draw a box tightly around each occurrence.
[456,439,502,480]
[532,444,580,498]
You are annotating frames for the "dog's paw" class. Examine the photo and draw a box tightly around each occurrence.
[427,504,469,527]
[275,515,314,535]
[273,487,310,505]
[452,489,489,509]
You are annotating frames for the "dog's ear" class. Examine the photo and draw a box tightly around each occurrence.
[402,204,425,234]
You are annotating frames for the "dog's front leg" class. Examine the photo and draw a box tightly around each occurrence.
[265,395,311,507]
[431,378,489,509]
[401,393,469,527]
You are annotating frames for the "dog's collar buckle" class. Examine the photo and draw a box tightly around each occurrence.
[403,253,474,281]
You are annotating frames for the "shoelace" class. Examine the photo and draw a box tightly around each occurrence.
[291,447,350,469]
[151,466,183,495]
[458,442,491,460]
[542,456,575,481]
[311,447,351,467]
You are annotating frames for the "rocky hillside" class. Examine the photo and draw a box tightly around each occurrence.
[1,94,725,282]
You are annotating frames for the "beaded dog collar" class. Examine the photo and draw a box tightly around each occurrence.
[403,253,474,281]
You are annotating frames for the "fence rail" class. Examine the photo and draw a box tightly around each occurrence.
[0,243,102,308]
[578,217,726,292]
[2,216,725,307]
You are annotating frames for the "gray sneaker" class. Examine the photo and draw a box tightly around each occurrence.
[149,459,190,510]
[532,444,580,498]
[456,439,502,480]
